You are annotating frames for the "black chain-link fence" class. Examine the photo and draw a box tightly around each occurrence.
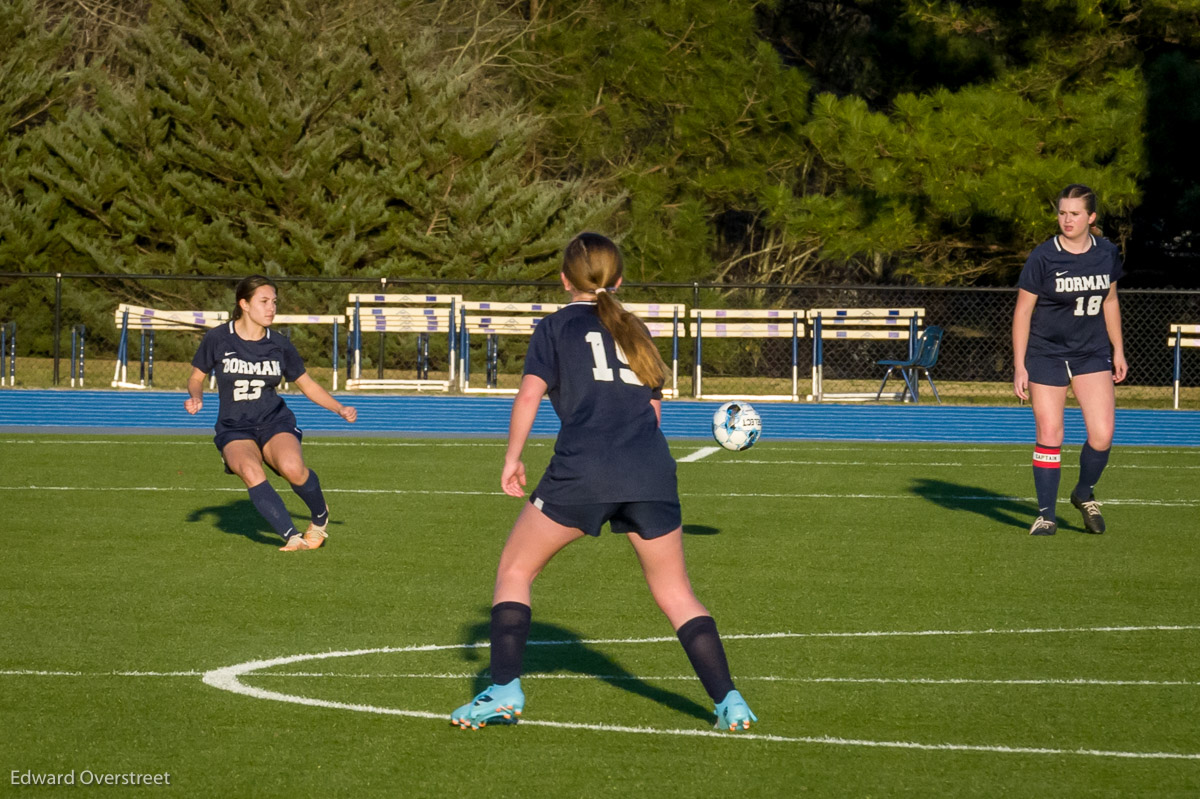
[1,273,1198,408]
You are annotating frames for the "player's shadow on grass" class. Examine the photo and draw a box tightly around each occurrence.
[457,613,712,724]
[682,524,720,536]
[909,478,1034,531]
[186,499,286,546]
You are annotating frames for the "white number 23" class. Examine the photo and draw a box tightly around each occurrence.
[232,379,265,401]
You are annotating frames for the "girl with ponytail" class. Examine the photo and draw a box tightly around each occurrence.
[450,233,756,733]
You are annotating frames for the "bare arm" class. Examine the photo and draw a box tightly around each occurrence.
[184,367,207,414]
[1012,289,1038,401]
[502,374,548,497]
[293,373,357,423]
[1103,282,1127,383]
[651,397,662,427]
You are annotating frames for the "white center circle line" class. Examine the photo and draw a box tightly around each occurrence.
[200,625,1200,760]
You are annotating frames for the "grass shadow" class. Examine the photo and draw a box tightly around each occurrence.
[682,524,720,536]
[186,499,280,546]
[909,477,1035,531]
[457,611,712,724]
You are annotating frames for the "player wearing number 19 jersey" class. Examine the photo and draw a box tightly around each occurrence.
[450,233,755,734]
[522,301,677,508]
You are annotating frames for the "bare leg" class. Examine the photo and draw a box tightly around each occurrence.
[493,502,586,606]
[625,528,708,630]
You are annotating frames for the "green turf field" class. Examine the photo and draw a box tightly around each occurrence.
[2,434,1199,797]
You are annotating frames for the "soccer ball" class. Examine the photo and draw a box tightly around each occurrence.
[712,401,762,451]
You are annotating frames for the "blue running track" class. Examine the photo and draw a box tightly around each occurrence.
[1,389,1198,446]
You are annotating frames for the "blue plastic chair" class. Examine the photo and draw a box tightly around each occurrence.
[875,326,943,404]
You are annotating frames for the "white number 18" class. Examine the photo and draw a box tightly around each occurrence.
[1074,295,1103,317]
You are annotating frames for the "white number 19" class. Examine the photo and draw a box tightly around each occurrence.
[585,331,642,385]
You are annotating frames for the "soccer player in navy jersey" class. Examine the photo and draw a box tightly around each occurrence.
[184,275,356,551]
[1013,185,1127,536]
[450,233,756,732]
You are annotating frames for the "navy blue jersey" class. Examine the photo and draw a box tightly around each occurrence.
[191,322,306,431]
[524,302,676,504]
[1018,234,1124,358]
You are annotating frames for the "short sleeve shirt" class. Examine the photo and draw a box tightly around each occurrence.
[191,322,306,431]
[523,302,677,505]
[1017,234,1124,359]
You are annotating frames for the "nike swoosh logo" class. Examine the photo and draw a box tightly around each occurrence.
[224,351,237,356]
[1055,271,1068,276]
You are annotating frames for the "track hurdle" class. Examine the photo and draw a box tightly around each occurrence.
[272,314,344,391]
[620,303,687,399]
[459,301,562,393]
[1,321,13,387]
[808,308,924,402]
[345,294,459,391]
[691,309,806,401]
[112,305,228,389]
[1169,324,1200,409]
[70,324,86,387]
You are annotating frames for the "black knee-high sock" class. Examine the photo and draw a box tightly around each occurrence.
[489,602,531,686]
[247,481,297,540]
[676,615,736,703]
[1032,443,1061,520]
[290,469,328,523]
[1074,443,1110,499]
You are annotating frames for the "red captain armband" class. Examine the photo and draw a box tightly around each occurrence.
[1032,445,1062,468]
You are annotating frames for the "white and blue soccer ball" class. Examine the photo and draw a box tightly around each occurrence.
[712,401,762,452]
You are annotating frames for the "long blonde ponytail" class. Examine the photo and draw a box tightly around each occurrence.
[563,233,668,389]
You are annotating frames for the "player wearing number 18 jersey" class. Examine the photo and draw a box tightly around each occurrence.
[1013,185,1127,537]
[450,233,755,733]
[185,276,356,551]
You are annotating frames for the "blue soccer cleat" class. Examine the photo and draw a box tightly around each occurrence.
[714,689,757,731]
[450,679,525,730]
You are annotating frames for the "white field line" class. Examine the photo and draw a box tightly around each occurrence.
[7,626,1199,758]
[678,446,721,462]
[6,669,1197,689]
[0,439,522,448]
[2,484,1198,507]
[195,627,1200,760]
[696,459,1200,470]
[2,439,1195,458]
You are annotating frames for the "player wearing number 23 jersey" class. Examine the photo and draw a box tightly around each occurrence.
[185,275,355,552]
[191,321,307,437]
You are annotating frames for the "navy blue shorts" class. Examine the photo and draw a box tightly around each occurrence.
[214,418,303,455]
[530,492,682,540]
[1025,352,1112,387]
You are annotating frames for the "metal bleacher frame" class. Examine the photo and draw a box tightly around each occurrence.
[271,314,345,391]
[1169,323,1200,410]
[345,294,460,391]
[808,308,925,402]
[690,308,806,401]
[621,302,687,399]
[459,301,563,394]
[111,304,228,389]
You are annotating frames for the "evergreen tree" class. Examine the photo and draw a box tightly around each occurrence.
[0,0,81,354]
[509,0,811,285]
[25,0,615,296]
